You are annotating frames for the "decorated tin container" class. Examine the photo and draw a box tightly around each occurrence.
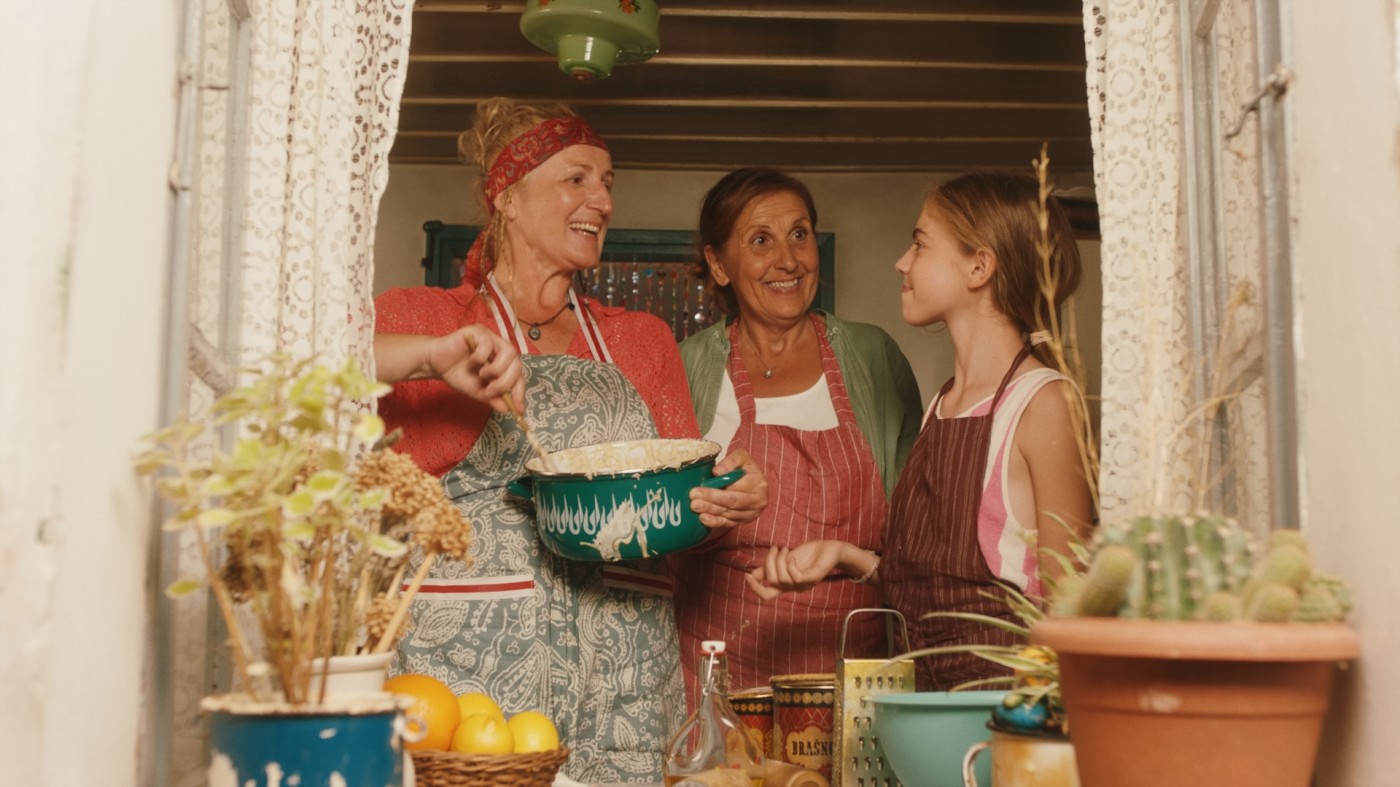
[727,687,776,759]
[770,673,837,780]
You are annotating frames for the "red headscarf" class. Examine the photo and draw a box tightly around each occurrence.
[463,116,609,289]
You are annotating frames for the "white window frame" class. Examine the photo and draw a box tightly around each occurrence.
[145,0,253,783]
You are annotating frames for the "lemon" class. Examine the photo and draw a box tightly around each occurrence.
[384,673,461,752]
[507,710,561,753]
[456,691,505,721]
[451,712,515,755]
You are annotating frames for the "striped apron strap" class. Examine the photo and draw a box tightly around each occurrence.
[483,272,614,363]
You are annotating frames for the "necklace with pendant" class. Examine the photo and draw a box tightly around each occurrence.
[742,326,779,379]
[519,301,573,341]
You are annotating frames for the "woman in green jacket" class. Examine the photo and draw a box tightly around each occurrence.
[673,167,922,705]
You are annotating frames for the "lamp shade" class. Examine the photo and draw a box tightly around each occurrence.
[520,0,660,81]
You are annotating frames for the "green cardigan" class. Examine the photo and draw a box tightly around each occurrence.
[679,311,924,499]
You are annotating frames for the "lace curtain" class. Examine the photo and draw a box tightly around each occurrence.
[1083,0,1195,519]
[1084,0,1272,527]
[167,0,412,782]
[189,0,408,376]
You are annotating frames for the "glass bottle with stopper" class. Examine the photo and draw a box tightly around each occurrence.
[663,640,765,786]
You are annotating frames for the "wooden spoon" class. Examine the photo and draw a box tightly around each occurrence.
[503,392,555,473]
[458,333,554,473]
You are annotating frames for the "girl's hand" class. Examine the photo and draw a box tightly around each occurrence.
[690,447,769,531]
[745,541,848,600]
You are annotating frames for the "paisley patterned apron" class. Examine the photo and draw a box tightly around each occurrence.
[394,280,684,783]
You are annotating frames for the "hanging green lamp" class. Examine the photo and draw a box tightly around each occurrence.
[520,0,661,81]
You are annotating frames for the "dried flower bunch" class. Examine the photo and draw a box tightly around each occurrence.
[135,354,472,704]
[1029,146,1099,516]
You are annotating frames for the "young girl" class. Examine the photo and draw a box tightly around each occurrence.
[746,172,1093,690]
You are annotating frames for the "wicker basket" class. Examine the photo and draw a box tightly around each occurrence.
[409,747,570,787]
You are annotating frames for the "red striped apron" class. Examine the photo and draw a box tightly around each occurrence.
[882,345,1034,690]
[672,314,887,704]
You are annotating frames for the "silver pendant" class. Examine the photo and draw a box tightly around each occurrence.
[764,368,774,379]
[528,325,542,341]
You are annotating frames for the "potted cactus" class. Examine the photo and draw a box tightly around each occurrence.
[1031,513,1359,787]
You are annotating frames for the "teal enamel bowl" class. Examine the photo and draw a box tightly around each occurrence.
[870,690,1004,787]
[507,438,742,562]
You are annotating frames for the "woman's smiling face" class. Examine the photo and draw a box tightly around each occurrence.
[705,189,819,327]
[503,144,614,272]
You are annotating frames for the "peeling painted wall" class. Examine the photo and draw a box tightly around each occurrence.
[1291,2,1400,785]
[0,1,177,785]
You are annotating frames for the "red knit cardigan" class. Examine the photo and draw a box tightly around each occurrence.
[375,283,701,477]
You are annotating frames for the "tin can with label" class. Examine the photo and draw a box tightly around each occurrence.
[727,687,776,760]
[770,673,837,780]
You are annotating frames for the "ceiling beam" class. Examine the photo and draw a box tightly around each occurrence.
[398,104,1093,138]
[400,96,1086,111]
[395,130,1089,145]
[414,1,1082,25]
[409,52,1087,73]
[399,0,1094,176]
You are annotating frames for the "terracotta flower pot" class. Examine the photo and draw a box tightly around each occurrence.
[1031,618,1359,787]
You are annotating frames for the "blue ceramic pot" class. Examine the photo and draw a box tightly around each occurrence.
[204,694,410,787]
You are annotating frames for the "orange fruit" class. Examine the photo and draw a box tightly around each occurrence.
[507,710,560,753]
[384,673,461,751]
[456,691,505,721]
[451,712,515,755]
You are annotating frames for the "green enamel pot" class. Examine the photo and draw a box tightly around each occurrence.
[507,438,742,562]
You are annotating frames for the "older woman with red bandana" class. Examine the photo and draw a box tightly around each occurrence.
[373,98,768,782]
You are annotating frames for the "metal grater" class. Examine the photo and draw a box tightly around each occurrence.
[832,608,915,787]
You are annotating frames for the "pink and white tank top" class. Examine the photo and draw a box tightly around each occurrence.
[927,367,1071,597]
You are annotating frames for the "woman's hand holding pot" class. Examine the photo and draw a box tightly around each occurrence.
[690,447,768,531]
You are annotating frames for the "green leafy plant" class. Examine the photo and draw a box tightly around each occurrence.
[135,354,472,704]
